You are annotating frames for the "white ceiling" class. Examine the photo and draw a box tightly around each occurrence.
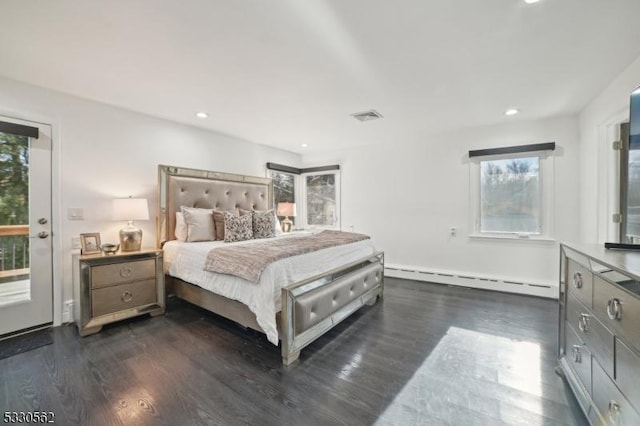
[2,0,640,154]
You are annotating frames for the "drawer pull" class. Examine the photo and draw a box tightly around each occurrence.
[119,267,133,278]
[578,313,590,332]
[572,271,583,289]
[606,298,622,320]
[608,400,620,424]
[571,345,582,363]
[121,291,133,303]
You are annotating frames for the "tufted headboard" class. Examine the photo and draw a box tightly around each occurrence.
[157,165,273,246]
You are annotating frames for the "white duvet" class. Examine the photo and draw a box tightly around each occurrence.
[163,231,377,345]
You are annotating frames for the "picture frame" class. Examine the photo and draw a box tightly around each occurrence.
[80,232,102,255]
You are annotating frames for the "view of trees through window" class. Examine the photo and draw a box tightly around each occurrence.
[268,166,340,229]
[306,174,336,227]
[480,157,540,234]
[0,131,30,273]
[269,170,295,224]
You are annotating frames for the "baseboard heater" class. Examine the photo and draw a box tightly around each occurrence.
[384,265,557,299]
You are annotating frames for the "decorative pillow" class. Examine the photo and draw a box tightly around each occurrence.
[253,209,276,239]
[213,208,243,240]
[212,209,226,240]
[224,210,253,242]
[175,212,188,242]
[181,206,215,242]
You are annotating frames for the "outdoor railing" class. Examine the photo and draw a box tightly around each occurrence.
[0,225,29,279]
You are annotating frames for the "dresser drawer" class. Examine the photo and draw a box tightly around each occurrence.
[567,258,593,307]
[92,279,157,317]
[91,258,156,289]
[592,358,640,426]
[564,321,592,394]
[593,275,640,345]
[566,294,615,378]
[616,338,640,413]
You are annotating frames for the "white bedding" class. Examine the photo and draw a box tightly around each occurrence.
[163,231,377,345]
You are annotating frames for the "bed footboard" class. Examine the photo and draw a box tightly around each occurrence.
[281,251,384,365]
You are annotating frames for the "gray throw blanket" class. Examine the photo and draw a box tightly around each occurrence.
[203,230,370,283]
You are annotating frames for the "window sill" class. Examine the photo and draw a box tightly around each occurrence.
[468,233,556,243]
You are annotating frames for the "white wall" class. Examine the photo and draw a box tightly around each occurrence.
[579,56,640,243]
[0,76,300,325]
[303,116,581,290]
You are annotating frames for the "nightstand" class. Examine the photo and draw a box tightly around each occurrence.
[73,249,165,336]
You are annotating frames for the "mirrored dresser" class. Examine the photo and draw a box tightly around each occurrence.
[559,243,640,425]
[73,249,165,336]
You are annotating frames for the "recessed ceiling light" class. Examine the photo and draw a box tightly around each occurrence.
[301,144,308,148]
[505,109,519,116]
[524,0,540,4]
[195,112,209,118]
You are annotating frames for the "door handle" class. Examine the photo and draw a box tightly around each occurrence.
[29,231,49,239]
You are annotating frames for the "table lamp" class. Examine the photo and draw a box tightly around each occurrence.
[276,202,296,233]
[113,197,149,251]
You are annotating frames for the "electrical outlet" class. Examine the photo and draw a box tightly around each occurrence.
[71,237,81,249]
[63,299,74,323]
[450,227,456,236]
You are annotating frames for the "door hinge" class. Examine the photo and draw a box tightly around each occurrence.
[613,213,623,223]
[613,140,623,150]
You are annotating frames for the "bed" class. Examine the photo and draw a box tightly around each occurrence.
[157,165,384,365]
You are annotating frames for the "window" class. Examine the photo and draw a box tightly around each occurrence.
[266,163,340,230]
[303,171,340,228]
[268,169,296,225]
[469,144,554,239]
[480,157,540,233]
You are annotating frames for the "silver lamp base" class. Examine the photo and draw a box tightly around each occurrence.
[119,221,143,251]
[281,217,293,233]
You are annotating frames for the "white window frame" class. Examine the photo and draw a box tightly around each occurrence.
[266,165,341,231]
[469,149,554,241]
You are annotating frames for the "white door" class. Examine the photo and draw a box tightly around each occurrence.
[0,116,52,337]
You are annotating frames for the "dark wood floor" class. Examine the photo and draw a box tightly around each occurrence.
[0,278,586,425]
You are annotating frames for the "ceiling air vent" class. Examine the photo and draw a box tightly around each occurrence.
[351,109,383,122]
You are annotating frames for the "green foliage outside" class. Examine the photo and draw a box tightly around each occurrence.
[0,132,29,272]
[270,171,296,224]
[480,158,540,233]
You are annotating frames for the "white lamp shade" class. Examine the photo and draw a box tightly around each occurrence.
[112,198,150,221]
[277,202,296,217]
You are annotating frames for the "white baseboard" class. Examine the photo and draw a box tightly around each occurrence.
[385,263,557,299]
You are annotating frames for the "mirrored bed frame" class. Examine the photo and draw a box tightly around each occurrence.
[157,165,384,365]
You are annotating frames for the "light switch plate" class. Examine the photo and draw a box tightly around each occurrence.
[68,208,84,220]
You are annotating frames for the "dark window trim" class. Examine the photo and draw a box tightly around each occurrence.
[303,165,340,173]
[267,162,339,175]
[0,120,39,139]
[469,142,555,158]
